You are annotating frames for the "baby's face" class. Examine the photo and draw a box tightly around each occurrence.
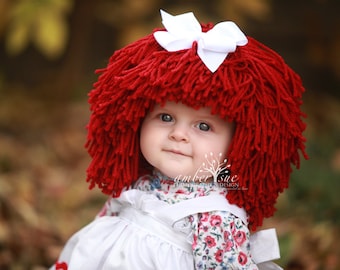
[140,102,234,182]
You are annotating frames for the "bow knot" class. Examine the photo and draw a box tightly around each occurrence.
[153,10,248,72]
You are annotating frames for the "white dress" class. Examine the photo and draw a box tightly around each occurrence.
[51,181,281,269]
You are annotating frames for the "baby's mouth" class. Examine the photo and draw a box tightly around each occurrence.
[164,149,190,157]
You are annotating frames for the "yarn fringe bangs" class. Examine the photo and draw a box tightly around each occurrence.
[85,25,308,230]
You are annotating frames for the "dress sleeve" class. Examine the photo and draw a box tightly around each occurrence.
[191,210,258,270]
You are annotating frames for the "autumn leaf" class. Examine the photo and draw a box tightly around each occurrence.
[33,7,69,59]
[5,18,31,55]
[4,0,72,59]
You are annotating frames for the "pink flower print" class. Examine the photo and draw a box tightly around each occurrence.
[214,249,223,263]
[223,230,230,240]
[197,187,206,196]
[192,234,198,248]
[204,235,216,248]
[209,215,222,227]
[200,212,209,222]
[233,230,247,246]
[198,224,209,232]
[223,239,234,252]
[238,252,248,265]
[230,221,236,233]
[203,225,209,232]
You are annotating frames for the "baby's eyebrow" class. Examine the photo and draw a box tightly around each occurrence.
[194,113,219,121]
[152,107,173,114]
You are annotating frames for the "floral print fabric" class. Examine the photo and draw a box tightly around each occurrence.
[98,172,258,269]
[192,212,257,269]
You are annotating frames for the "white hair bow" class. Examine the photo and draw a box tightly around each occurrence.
[153,10,248,72]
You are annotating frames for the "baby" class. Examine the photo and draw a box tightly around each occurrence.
[51,10,307,270]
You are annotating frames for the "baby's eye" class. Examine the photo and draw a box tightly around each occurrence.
[197,122,211,131]
[160,113,173,122]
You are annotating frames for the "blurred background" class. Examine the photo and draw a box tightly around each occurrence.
[0,0,339,269]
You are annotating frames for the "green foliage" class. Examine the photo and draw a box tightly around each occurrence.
[276,233,293,267]
[5,0,73,59]
[285,136,340,224]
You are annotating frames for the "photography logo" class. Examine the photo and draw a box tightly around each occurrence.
[174,152,244,190]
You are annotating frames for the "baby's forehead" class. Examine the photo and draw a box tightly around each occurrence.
[153,101,211,114]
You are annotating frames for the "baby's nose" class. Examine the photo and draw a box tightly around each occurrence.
[168,124,189,142]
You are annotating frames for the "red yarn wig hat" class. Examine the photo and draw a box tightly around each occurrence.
[85,11,308,230]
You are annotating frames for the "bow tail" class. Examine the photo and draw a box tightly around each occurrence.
[197,45,229,73]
